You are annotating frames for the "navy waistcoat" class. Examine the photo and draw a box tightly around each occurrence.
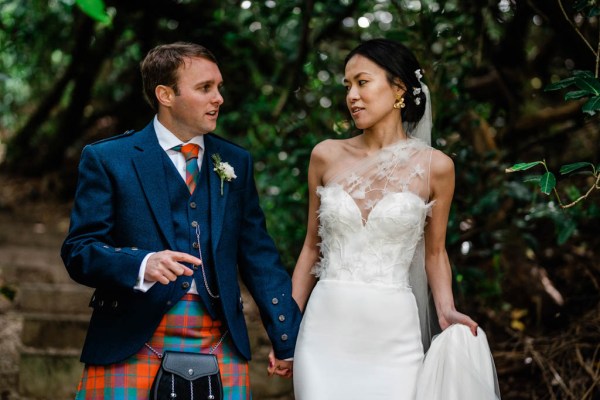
[162,150,219,318]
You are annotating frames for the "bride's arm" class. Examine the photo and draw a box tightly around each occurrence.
[291,143,328,312]
[425,150,478,335]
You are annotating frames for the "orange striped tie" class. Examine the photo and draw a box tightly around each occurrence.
[173,144,200,194]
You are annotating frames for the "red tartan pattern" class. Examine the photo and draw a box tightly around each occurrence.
[76,294,251,399]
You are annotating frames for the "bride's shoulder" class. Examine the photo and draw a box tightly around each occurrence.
[429,149,454,179]
[311,138,356,162]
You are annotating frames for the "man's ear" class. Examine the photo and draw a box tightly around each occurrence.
[155,85,174,107]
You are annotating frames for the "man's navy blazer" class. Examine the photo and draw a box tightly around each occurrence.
[61,122,301,365]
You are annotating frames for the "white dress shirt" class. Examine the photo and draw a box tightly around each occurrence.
[134,116,204,293]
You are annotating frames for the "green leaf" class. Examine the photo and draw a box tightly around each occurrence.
[544,77,576,91]
[522,175,542,183]
[560,162,594,175]
[575,77,600,95]
[75,0,111,24]
[589,7,600,17]
[557,218,577,245]
[564,90,590,100]
[582,96,600,115]
[539,172,556,195]
[565,185,582,201]
[573,70,595,79]
[505,161,543,173]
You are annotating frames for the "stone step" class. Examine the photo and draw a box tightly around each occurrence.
[18,346,82,400]
[20,312,89,350]
[16,282,93,314]
[0,369,18,398]
[0,244,71,285]
[0,212,69,249]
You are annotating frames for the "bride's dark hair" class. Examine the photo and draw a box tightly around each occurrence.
[344,39,426,124]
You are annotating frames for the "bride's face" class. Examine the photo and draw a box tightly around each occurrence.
[344,55,402,130]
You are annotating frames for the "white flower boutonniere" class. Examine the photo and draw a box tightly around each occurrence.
[212,153,237,195]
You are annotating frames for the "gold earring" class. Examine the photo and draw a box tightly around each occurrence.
[393,95,405,109]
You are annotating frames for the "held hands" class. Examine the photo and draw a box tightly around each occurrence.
[267,348,293,379]
[145,250,198,285]
[439,309,479,336]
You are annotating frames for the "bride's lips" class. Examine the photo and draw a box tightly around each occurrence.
[206,110,219,119]
[351,106,364,116]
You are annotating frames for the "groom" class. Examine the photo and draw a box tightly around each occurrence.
[61,42,301,397]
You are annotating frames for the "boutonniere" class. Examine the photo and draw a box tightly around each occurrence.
[211,153,237,195]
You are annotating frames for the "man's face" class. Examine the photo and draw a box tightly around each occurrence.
[163,57,224,140]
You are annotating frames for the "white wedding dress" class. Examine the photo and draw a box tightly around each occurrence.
[293,138,500,400]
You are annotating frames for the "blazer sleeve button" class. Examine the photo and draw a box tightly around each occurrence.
[281,334,288,341]
[182,282,190,289]
[278,314,286,322]
[272,298,279,305]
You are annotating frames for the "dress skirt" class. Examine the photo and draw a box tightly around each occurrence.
[293,280,424,400]
[75,294,250,399]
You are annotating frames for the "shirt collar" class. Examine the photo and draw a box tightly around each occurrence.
[153,115,205,151]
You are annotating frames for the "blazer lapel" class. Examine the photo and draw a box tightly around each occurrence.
[131,124,177,250]
[204,135,228,254]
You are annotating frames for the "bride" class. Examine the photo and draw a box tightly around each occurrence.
[288,39,501,399]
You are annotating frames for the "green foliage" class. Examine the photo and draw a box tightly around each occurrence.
[573,0,600,16]
[507,158,600,207]
[545,70,600,116]
[75,0,111,24]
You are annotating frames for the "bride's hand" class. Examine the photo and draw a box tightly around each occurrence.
[267,348,293,378]
[439,309,478,336]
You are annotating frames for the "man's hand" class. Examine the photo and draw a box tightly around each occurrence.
[267,348,293,378]
[145,250,198,285]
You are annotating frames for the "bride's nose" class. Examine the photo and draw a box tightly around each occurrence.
[347,86,359,102]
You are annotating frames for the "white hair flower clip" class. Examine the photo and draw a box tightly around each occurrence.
[414,69,423,80]
[414,97,421,105]
[412,87,422,96]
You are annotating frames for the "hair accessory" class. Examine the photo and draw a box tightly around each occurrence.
[413,87,422,96]
[414,97,421,105]
[415,69,423,80]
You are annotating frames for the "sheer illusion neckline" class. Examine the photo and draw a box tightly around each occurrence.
[318,184,427,228]
[324,137,420,187]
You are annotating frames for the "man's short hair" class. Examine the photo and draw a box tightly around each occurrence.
[140,42,218,112]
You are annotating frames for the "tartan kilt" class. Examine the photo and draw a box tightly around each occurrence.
[75,294,251,399]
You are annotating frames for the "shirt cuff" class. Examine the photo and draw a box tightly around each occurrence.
[134,252,156,292]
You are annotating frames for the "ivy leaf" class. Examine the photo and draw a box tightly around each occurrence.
[539,172,556,195]
[574,77,600,95]
[582,96,600,115]
[559,162,594,175]
[564,90,590,100]
[573,70,595,79]
[505,161,543,173]
[544,77,576,91]
[75,0,111,24]
[523,175,542,183]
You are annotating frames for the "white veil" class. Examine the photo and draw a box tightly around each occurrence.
[407,85,502,399]
[403,84,441,352]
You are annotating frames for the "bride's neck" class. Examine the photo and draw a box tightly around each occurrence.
[361,123,407,151]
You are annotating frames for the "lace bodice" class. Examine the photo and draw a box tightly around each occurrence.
[313,139,433,287]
